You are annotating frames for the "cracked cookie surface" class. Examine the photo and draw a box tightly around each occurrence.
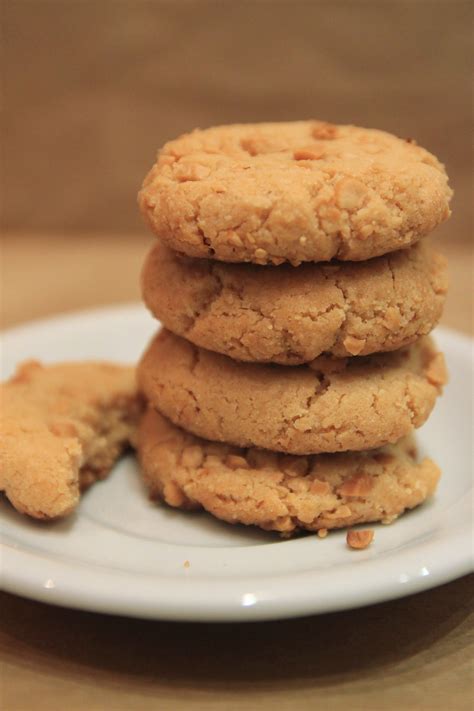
[0,360,143,519]
[142,241,447,364]
[138,121,452,265]
[138,330,447,455]
[137,330,446,454]
[137,409,440,535]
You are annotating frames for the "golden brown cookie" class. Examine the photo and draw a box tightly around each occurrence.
[138,330,447,455]
[138,121,452,265]
[142,241,448,364]
[0,360,143,519]
[137,408,440,535]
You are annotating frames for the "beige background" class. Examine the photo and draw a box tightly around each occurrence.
[3,0,473,243]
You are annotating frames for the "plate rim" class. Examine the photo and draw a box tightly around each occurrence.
[1,517,472,622]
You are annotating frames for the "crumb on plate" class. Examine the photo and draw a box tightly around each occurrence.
[346,529,374,550]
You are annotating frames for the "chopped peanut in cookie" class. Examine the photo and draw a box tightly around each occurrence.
[293,146,325,161]
[346,529,374,550]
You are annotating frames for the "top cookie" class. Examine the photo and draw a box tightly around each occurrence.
[139,121,452,265]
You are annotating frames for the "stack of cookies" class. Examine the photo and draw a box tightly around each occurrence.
[136,121,452,538]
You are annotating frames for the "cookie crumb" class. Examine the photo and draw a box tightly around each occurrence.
[346,529,374,550]
[184,560,190,568]
[317,528,328,539]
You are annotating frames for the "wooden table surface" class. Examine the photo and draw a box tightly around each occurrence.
[1,232,473,711]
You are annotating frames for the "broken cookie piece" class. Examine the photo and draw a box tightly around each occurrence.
[0,360,143,519]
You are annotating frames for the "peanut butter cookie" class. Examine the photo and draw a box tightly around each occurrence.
[138,330,447,455]
[137,408,440,535]
[142,241,447,363]
[139,121,452,265]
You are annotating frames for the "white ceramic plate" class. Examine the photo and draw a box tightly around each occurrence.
[1,305,472,622]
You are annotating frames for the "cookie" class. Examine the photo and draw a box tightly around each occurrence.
[138,330,446,455]
[0,360,143,519]
[137,408,441,535]
[142,240,448,364]
[138,121,452,265]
